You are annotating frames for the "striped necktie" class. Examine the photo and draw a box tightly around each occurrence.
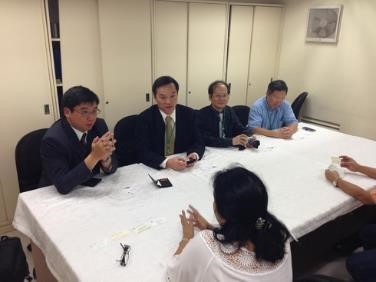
[80,133,87,145]
[219,112,224,138]
[165,116,174,156]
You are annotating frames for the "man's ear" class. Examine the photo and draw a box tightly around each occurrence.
[63,107,71,119]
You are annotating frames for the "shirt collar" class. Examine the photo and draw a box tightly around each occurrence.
[159,109,176,123]
[264,96,274,110]
[71,126,87,141]
[211,105,225,114]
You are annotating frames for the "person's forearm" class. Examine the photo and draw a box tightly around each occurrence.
[101,157,113,173]
[288,123,298,133]
[52,162,93,194]
[357,165,376,179]
[174,238,190,255]
[85,153,100,171]
[252,127,279,138]
[336,178,374,204]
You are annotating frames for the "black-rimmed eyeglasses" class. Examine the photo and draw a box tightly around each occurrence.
[75,108,101,118]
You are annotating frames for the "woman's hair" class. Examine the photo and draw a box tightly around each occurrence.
[212,166,290,263]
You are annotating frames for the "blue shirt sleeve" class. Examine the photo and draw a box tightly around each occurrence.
[282,101,298,125]
[247,102,264,130]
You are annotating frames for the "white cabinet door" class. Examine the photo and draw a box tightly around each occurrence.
[60,0,104,103]
[0,0,55,228]
[247,6,283,105]
[187,3,227,110]
[154,1,188,103]
[226,5,254,106]
[98,0,152,129]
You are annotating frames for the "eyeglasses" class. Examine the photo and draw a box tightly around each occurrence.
[212,94,229,99]
[119,243,131,267]
[74,108,101,118]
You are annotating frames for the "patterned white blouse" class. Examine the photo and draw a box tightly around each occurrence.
[166,230,292,282]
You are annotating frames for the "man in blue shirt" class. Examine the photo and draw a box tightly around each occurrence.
[248,80,298,139]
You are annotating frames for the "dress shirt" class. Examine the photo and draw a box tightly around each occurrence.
[248,96,297,131]
[159,109,199,168]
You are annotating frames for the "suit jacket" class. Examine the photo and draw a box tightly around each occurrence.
[136,104,205,169]
[198,105,247,147]
[39,118,118,194]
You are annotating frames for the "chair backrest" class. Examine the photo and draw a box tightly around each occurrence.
[15,128,47,193]
[114,115,139,167]
[231,105,250,127]
[291,91,308,120]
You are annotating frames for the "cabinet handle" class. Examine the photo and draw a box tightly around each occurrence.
[146,93,150,102]
[105,101,109,104]
[44,104,50,115]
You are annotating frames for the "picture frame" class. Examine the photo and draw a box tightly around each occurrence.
[306,5,343,43]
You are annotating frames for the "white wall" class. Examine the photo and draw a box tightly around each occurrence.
[278,0,376,140]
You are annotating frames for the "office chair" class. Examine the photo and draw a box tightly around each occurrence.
[232,105,250,127]
[291,91,308,120]
[114,115,139,167]
[15,128,48,193]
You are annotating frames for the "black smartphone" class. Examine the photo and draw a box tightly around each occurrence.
[82,178,102,187]
[302,126,316,132]
[156,178,173,188]
[148,174,172,188]
[186,158,196,165]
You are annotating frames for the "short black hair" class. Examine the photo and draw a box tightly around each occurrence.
[152,76,179,97]
[208,80,230,98]
[62,86,99,111]
[212,166,290,263]
[267,80,288,95]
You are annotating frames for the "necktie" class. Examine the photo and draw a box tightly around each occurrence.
[80,133,87,145]
[219,112,224,138]
[165,116,174,156]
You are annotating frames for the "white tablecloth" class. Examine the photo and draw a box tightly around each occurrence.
[13,123,376,282]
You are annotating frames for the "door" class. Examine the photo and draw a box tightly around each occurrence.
[226,5,254,106]
[187,2,227,109]
[98,0,152,129]
[154,1,188,104]
[60,0,103,103]
[247,6,283,105]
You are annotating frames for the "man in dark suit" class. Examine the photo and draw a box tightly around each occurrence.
[198,80,249,148]
[40,86,117,194]
[137,76,205,170]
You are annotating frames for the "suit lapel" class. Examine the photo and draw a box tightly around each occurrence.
[62,119,88,159]
[152,106,166,155]
[175,105,182,152]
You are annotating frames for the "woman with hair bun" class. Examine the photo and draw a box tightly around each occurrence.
[167,166,292,282]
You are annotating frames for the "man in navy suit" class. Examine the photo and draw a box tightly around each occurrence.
[137,76,205,170]
[198,80,249,148]
[40,86,117,194]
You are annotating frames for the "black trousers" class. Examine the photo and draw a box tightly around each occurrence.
[346,224,376,282]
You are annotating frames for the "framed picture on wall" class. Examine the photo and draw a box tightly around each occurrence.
[306,5,343,43]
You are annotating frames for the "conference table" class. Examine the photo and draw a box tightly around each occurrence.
[13,123,376,282]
